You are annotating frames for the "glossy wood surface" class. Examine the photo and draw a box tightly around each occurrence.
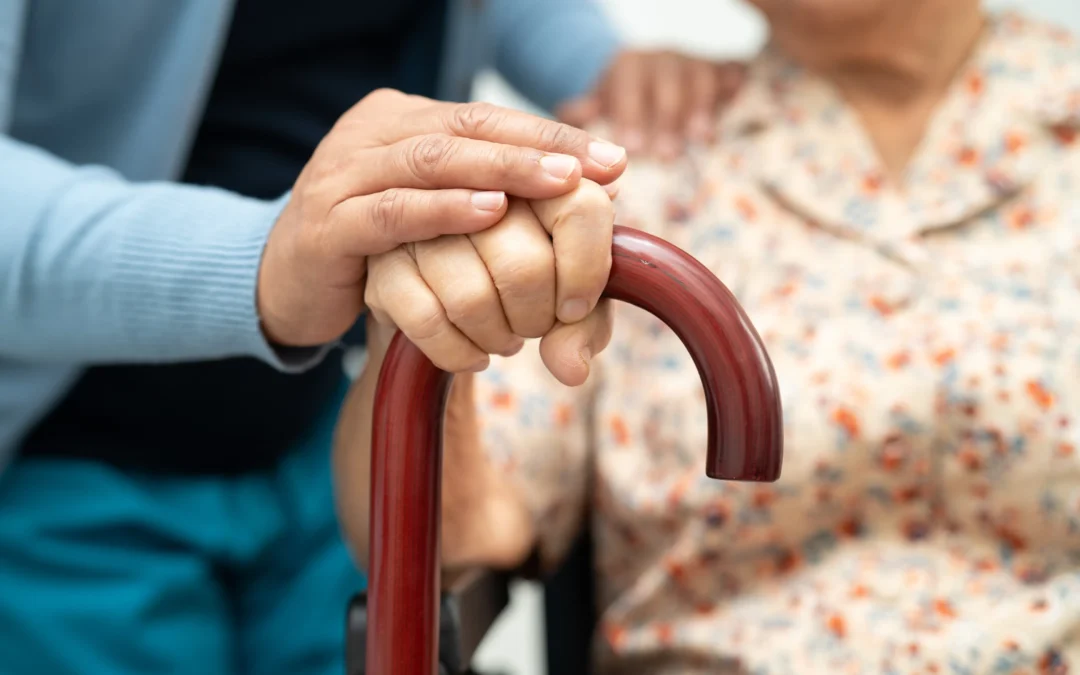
[367,225,784,675]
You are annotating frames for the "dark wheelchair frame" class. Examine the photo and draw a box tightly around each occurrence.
[347,531,597,675]
[348,226,784,675]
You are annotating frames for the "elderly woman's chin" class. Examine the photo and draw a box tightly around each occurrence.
[742,0,984,76]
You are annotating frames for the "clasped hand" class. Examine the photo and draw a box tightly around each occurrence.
[338,181,617,570]
[365,179,616,386]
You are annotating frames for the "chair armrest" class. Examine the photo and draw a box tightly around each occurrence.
[347,568,512,674]
[441,567,513,666]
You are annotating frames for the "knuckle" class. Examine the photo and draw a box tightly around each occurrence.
[493,259,557,338]
[570,179,611,208]
[538,121,586,154]
[491,145,524,181]
[368,87,399,102]
[363,88,407,111]
[432,352,480,374]
[491,251,554,299]
[362,280,380,314]
[370,189,408,235]
[399,295,449,343]
[451,102,501,137]
[407,134,455,180]
[551,180,613,221]
[363,251,402,314]
[442,285,493,327]
[347,88,397,119]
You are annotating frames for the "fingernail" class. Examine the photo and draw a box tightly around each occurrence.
[467,357,491,373]
[502,337,526,357]
[621,129,645,153]
[540,154,579,181]
[579,347,592,365]
[471,191,506,211]
[559,299,589,324]
[588,141,627,169]
[603,180,620,200]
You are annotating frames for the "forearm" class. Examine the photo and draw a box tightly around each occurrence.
[473,345,594,573]
[441,373,539,570]
[0,136,324,369]
[333,353,537,572]
[333,353,380,570]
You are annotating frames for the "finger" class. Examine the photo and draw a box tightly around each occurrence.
[327,188,508,257]
[381,100,628,181]
[607,53,649,154]
[716,62,748,102]
[686,59,722,143]
[651,53,689,161]
[469,199,557,339]
[529,180,614,325]
[367,134,587,198]
[364,247,490,373]
[414,235,524,357]
[538,300,614,387]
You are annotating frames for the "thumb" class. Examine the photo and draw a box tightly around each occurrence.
[556,95,602,129]
[538,300,614,387]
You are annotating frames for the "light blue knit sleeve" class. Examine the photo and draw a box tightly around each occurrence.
[485,0,623,113]
[0,135,328,371]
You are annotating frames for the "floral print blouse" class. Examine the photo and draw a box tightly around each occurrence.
[475,13,1080,674]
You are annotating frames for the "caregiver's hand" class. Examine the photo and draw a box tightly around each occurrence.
[257,88,628,347]
[363,179,616,387]
[558,50,745,161]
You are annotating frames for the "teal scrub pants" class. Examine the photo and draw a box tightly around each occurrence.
[0,388,365,675]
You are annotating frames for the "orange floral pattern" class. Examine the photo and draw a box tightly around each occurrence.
[476,14,1080,674]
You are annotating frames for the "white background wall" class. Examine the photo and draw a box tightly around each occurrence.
[470,2,1080,674]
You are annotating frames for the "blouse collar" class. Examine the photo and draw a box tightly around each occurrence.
[714,12,1080,245]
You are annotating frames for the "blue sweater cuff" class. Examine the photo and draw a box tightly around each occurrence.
[1,133,329,371]
[112,191,329,372]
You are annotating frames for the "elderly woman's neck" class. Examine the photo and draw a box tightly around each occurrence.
[820,10,986,184]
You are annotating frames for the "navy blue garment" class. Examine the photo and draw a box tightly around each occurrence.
[19,0,447,474]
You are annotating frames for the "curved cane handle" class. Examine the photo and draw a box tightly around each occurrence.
[366,225,784,675]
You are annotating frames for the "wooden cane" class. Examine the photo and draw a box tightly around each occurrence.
[367,225,785,675]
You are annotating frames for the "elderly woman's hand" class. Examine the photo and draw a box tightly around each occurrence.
[336,182,617,571]
[558,50,746,161]
[363,180,617,386]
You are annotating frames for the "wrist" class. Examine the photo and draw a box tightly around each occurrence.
[440,374,536,569]
[442,473,537,570]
